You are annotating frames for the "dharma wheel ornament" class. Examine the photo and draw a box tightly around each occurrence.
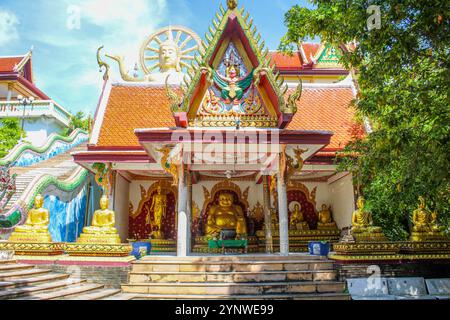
[139,25,203,75]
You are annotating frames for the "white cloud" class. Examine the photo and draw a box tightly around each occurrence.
[76,0,169,73]
[0,9,20,45]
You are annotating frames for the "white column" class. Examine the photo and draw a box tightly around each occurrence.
[177,165,189,257]
[277,174,289,256]
[6,83,13,102]
[186,171,192,254]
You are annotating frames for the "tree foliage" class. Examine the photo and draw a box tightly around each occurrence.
[281,0,449,239]
[62,111,90,136]
[0,118,23,158]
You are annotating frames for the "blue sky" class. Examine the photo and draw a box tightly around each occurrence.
[0,0,310,116]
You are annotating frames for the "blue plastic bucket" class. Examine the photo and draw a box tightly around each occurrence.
[308,241,330,256]
[130,241,152,259]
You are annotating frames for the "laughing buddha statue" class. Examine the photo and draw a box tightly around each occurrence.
[205,193,248,239]
[9,194,52,243]
[77,195,121,244]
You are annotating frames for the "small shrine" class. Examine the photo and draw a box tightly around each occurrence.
[72,0,359,256]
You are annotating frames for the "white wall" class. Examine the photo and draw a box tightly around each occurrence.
[328,173,355,229]
[22,118,65,146]
[113,173,130,241]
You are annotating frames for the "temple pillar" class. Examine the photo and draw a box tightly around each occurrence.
[263,176,273,254]
[277,174,289,256]
[177,165,189,257]
[186,171,192,253]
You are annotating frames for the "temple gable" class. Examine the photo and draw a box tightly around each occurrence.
[169,3,302,129]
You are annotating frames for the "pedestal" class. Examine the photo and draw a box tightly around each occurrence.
[0,241,64,256]
[77,233,121,244]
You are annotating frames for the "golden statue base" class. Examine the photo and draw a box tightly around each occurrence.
[352,232,387,242]
[0,241,64,256]
[149,239,177,253]
[256,228,340,238]
[76,233,121,245]
[257,229,341,253]
[333,242,402,256]
[65,243,132,257]
[331,240,450,262]
[317,223,339,231]
[410,232,448,242]
[8,232,52,243]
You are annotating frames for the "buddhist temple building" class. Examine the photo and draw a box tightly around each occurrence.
[73,1,363,257]
[0,50,72,146]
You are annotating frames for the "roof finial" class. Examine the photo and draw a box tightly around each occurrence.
[227,0,238,10]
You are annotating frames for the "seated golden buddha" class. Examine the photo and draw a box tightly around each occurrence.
[289,203,309,231]
[411,197,447,241]
[317,204,338,230]
[429,211,446,234]
[205,193,247,239]
[351,196,382,234]
[77,195,120,244]
[9,194,52,243]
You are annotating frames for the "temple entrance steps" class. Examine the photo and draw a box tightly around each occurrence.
[0,259,132,300]
[122,254,350,300]
[5,143,87,211]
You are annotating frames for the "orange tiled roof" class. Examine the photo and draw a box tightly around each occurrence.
[301,43,321,62]
[0,56,23,73]
[287,86,358,150]
[96,85,177,147]
[269,51,303,69]
[96,84,358,150]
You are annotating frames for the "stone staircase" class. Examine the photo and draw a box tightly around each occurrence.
[122,254,350,300]
[0,259,133,300]
[5,143,87,211]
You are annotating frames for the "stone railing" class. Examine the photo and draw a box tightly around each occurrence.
[0,167,89,234]
[0,100,72,127]
[0,128,88,167]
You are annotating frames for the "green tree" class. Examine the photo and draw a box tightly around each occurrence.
[280,0,449,239]
[62,111,90,136]
[0,118,23,158]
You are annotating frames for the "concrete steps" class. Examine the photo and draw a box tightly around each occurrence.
[0,260,126,300]
[129,270,337,283]
[122,254,349,300]
[0,273,70,289]
[127,292,351,300]
[123,281,346,295]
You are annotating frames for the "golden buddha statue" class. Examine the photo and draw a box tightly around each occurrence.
[430,211,446,234]
[289,203,309,231]
[77,195,120,244]
[410,197,447,241]
[205,193,247,239]
[412,196,431,233]
[146,186,167,239]
[351,196,382,234]
[317,204,338,230]
[9,194,52,243]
